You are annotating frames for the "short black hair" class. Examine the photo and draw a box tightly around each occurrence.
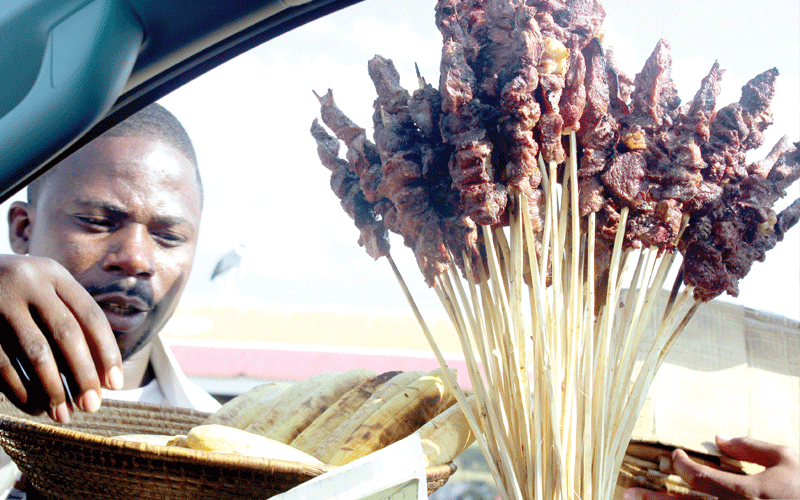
[27,103,202,206]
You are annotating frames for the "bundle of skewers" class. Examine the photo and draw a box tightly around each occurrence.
[310,1,800,499]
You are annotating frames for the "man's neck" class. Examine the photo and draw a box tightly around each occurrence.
[120,343,154,389]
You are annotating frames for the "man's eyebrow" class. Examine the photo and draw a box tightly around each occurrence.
[72,198,126,214]
[151,215,193,227]
[71,199,192,226]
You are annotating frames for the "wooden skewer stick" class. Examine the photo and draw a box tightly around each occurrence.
[384,253,516,495]
[433,273,522,498]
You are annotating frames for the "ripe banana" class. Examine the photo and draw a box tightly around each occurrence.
[202,381,286,429]
[111,434,176,446]
[417,394,480,467]
[290,370,401,453]
[311,369,425,463]
[252,368,377,443]
[184,424,323,464]
[328,367,458,466]
[233,372,335,435]
[196,368,471,468]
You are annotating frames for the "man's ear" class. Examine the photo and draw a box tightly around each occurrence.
[8,201,34,255]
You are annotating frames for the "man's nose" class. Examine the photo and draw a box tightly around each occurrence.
[101,224,156,277]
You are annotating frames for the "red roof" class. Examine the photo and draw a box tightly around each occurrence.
[170,342,476,390]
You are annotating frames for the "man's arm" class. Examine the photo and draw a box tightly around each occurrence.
[0,254,123,422]
[625,435,800,500]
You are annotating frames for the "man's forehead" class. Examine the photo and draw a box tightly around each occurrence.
[55,136,195,182]
[41,136,202,215]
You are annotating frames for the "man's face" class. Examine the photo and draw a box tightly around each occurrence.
[22,136,202,359]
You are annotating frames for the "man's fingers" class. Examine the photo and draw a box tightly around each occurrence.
[6,313,72,422]
[53,271,123,392]
[672,448,756,499]
[0,347,31,408]
[30,301,102,414]
[0,255,120,420]
[715,435,784,468]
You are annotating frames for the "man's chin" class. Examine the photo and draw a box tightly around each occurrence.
[115,329,154,361]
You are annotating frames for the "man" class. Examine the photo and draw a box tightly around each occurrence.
[0,102,219,424]
[0,103,220,499]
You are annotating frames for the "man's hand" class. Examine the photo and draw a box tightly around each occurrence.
[625,435,800,500]
[0,255,123,423]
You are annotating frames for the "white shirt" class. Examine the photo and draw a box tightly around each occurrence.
[101,335,221,413]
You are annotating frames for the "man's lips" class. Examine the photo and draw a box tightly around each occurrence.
[93,293,150,332]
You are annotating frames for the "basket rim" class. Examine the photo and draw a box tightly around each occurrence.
[0,398,457,480]
[0,410,332,476]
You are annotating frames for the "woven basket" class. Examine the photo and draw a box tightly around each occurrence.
[0,397,455,499]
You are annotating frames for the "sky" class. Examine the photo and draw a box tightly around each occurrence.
[2,0,798,323]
